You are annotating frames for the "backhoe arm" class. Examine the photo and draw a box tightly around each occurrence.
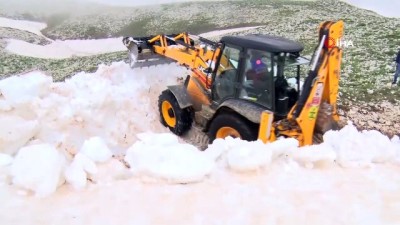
[291,20,344,145]
[259,20,344,146]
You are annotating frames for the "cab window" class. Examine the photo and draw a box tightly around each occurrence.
[239,49,274,109]
[213,45,241,101]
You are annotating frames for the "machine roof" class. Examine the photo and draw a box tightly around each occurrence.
[220,34,304,53]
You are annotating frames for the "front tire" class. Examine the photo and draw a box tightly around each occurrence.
[208,113,257,143]
[158,89,193,135]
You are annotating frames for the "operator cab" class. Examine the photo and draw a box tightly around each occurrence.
[212,34,309,118]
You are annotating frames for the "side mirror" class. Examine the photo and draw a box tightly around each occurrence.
[203,67,213,74]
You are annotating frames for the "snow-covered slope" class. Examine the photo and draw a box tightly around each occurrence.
[0,17,47,37]
[5,38,127,59]
[1,16,260,59]
[0,63,399,225]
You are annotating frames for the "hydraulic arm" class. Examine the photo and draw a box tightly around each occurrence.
[259,20,344,145]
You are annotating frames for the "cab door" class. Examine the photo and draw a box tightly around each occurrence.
[211,44,244,103]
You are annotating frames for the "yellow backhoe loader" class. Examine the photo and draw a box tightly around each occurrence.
[122,20,344,146]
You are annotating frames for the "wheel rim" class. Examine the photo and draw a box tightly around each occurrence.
[216,127,241,139]
[161,101,176,127]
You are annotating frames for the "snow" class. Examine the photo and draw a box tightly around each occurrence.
[0,153,13,167]
[64,153,97,190]
[0,116,39,155]
[10,144,67,197]
[5,38,127,59]
[80,137,112,163]
[125,132,215,183]
[0,62,399,223]
[0,16,126,58]
[323,122,400,167]
[2,16,260,59]
[198,26,262,38]
[0,17,47,37]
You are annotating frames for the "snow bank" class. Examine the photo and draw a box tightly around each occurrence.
[1,61,400,197]
[1,17,124,59]
[0,62,185,155]
[323,122,400,167]
[125,132,215,183]
[10,144,66,197]
[5,38,127,59]
[199,26,262,38]
[0,17,47,37]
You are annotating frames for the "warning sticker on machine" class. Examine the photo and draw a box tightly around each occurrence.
[308,82,324,120]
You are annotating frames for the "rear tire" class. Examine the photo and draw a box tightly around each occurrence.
[158,89,193,135]
[208,113,257,143]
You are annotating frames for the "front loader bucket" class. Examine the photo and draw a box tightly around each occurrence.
[122,35,190,69]
[126,42,175,68]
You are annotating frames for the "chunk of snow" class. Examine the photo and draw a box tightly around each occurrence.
[268,138,299,159]
[291,144,336,169]
[125,132,214,183]
[0,116,39,155]
[226,139,272,172]
[0,72,52,107]
[65,153,97,190]
[80,137,112,163]
[10,144,66,197]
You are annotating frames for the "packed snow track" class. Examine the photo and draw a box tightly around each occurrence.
[0,62,400,225]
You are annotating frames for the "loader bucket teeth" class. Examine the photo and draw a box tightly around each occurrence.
[128,53,175,68]
[130,58,175,69]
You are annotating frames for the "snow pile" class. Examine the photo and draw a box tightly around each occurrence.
[0,62,399,198]
[0,62,184,154]
[125,132,215,183]
[323,122,400,167]
[0,62,186,196]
